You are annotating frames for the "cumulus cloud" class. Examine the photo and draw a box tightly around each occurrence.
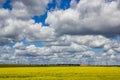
[0,14,55,44]
[12,0,51,17]
[0,35,114,65]
[70,0,79,8]
[13,42,25,50]
[0,46,11,54]
[45,35,109,48]
[14,43,52,57]
[0,16,55,45]
[0,0,52,45]
[0,18,27,43]
[25,22,55,42]
[0,46,13,64]
[0,0,120,65]
[46,0,120,36]
[0,35,120,65]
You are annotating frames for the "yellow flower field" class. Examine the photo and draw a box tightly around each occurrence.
[0,67,120,80]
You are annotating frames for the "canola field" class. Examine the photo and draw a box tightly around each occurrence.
[0,67,120,80]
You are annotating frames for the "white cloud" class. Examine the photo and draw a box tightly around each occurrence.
[104,40,120,51]
[0,0,120,65]
[0,46,11,54]
[14,43,52,57]
[0,10,55,44]
[11,1,30,20]
[0,37,120,65]
[12,0,51,17]
[70,0,78,8]
[46,35,109,48]
[1,54,11,60]
[0,9,10,28]
[11,35,111,64]
[114,47,120,52]
[107,49,116,55]
[13,42,25,50]
[0,0,52,44]
[25,22,55,42]
[89,35,109,48]
[0,17,29,44]
[46,0,120,36]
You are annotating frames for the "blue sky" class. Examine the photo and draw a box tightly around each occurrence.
[0,0,120,65]
[2,0,12,10]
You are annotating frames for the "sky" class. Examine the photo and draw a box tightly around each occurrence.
[0,0,120,65]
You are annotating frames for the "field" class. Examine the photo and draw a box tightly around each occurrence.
[0,67,120,80]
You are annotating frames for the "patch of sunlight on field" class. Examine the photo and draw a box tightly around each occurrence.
[0,67,120,80]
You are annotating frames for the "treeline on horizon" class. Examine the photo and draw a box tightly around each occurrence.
[0,64,120,67]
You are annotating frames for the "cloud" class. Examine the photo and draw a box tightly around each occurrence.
[25,22,55,42]
[103,40,120,51]
[50,43,90,53]
[0,13,55,44]
[0,46,11,54]
[0,12,55,44]
[0,15,29,44]
[1,54,11,60]
[0,9,10,28]
[14,43,52,57]
[0,0,52,45]
[0,35,120,65]
[9,35,95,64]
[12,0,51,17]
[13,42,25,50]
[70,0,79,8]
[45,35,109,48]
[0,35,114,65]
[46,0,120,36]
[0,0,120,65]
